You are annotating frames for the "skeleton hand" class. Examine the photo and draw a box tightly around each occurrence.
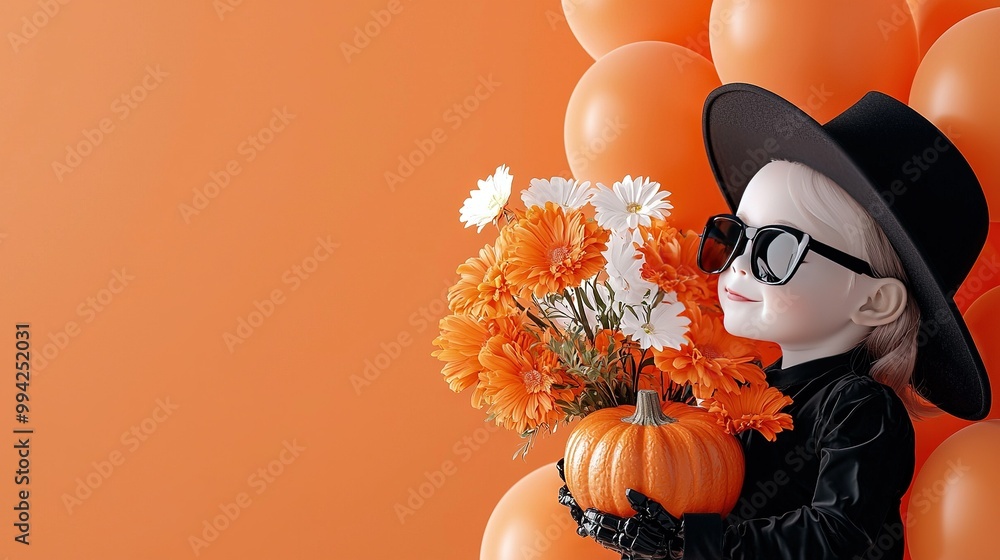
[555,458,588,538]
[581,489,684,560]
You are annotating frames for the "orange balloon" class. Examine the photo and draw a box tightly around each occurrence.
[909,9,1000,222]
[965,286,1000,396]
[906,420,1000,560]
[564,41,727,232]
[909,0,1000,56]
[564,0,714,61]
[480,462,619,560]
[955,222,1000,313]
[904,411,973,560]
[912,413,974,471]
[709,0,919,123]
[902,275,1000,560]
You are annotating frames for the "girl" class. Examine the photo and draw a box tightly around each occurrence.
[557,83,991,560]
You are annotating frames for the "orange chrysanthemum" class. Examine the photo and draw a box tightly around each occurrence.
[431,313,493,409]
[702,384,794,442]
[504,201,610,299]
[448,238,520,320]
[636,218,718,308]
[652,305,766,395]
[479,329,575,434]
[479,314,540,408]
[483,313,535,345]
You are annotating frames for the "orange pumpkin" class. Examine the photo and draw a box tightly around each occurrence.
[564,389,745,519]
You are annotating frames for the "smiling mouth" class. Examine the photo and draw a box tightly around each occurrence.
[726,288,760,302]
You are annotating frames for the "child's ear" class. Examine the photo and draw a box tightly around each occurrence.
[850,278,908,327]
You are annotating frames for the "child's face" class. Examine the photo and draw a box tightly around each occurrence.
[717,161,873,350]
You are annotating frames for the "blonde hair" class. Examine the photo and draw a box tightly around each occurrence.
[776,160,941,420]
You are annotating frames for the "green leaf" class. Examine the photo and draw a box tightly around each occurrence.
[594,283,606,309]
[512,443,527,461]
[624,305,641,321]
[578,286,595,311]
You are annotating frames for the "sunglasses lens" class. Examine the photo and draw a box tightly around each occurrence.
[700,217,742,272]
[752,229,801,283]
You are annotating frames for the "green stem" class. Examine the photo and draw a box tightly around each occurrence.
[637,347,649,393]
[594,379,618,409]
[573,286,595,343]
[531,294,566,339]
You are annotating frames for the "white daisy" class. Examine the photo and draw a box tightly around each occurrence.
[629,226,644,248]
[620,299,689,351]
[603,231,656,305]
[591,175,673,233]
[659,290,680,304]
[460,164,513,233]
[521,177,593,211]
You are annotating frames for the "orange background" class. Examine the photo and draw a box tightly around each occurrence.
[1,1,996,559]
[0,1,600,558]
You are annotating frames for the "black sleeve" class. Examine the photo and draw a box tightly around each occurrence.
[679,388,915,559]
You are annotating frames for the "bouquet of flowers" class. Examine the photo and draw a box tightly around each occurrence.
[431,164,793,458]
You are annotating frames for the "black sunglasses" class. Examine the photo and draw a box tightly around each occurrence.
[696,214,878,285]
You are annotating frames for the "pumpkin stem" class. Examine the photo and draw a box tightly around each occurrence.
[623,389,677,426]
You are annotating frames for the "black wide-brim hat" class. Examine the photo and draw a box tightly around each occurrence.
[702,82,991,421]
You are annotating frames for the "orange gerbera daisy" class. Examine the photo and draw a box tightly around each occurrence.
[702,384,794,442]
[504,201,610,299]
[431,313,494,409]
[652,305,766,395]
[483,313,536,347]
[479,329,575,434]
[447,238,519,320]
[470,370,490,410]
[636,218,718,308]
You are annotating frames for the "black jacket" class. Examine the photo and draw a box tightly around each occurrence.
[681,346,916,560]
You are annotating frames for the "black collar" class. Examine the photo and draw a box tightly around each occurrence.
[764,346,874,391]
